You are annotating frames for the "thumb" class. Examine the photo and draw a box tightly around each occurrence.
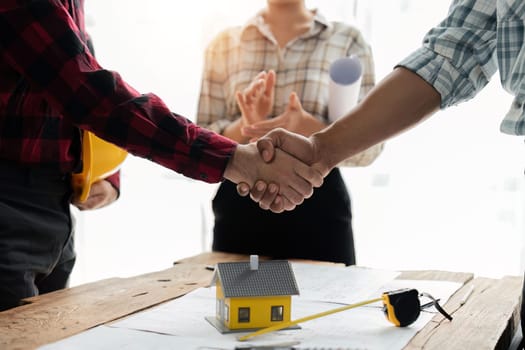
[257,128,315,165]
[288,92,302,111]
[256,137,275,163]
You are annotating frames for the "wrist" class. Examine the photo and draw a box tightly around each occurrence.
[300,114,326,137]
[310,132,335,175]
[223,144,252,185]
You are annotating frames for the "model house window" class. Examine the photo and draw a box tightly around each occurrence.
[238,307,250,323]
[224,304,229,322]
[216,300,221,317]
[271,305,284,322]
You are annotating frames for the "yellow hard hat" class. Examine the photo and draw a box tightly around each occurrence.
[72,130,128,202]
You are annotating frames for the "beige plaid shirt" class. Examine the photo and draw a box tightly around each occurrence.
[197,10,383,166]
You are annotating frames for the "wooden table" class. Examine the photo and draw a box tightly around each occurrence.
[0,252,522,350]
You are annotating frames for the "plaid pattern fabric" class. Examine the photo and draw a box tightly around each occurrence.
[398,0,525,136]
[0,0,235,183]
[197,10,383,167]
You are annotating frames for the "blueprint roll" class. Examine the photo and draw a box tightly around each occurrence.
[328,55,362,123]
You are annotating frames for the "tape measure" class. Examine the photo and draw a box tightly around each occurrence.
[383,288,453,327]
[238,288,452,342]
[382,288,421,326]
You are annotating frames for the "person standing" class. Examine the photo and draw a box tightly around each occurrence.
[197,0,383,265]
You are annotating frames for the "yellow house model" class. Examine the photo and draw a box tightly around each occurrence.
[209,255,299,332]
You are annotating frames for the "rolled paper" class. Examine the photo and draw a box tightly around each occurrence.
[328,55,362,122]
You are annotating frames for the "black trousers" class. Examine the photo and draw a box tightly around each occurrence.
[0,162,75,311]
[212,168,355,265]
[522,276,525,347]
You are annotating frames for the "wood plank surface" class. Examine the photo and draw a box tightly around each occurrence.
[405,275,522,350]
[0,252,521,350]
[0,263,214,350]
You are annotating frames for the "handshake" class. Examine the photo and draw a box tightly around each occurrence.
[223,127,335,214]
[221,69,340,213]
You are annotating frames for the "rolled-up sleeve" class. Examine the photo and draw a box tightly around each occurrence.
[398,0,498,109]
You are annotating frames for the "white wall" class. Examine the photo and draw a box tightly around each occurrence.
[70,0,525,286]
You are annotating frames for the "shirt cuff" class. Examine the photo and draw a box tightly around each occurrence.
[397,47,477,109]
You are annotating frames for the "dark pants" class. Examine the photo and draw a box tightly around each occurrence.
[522,279,525,347]
[0,162,75,311]
[212,168,355,265]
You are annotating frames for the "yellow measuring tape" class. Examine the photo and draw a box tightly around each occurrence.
[238,288,451,342]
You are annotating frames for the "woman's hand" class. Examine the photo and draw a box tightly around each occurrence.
[241,91,323,140]
[236,70,276,126]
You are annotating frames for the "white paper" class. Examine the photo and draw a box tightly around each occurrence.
[328,55,362,122]
[38,264,462,350]
[38,325,237,350]
[291,263,400,304]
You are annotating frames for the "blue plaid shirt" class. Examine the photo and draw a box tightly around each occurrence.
[399,0,525,136]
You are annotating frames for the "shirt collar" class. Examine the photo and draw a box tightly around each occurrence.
[240,9,331,44]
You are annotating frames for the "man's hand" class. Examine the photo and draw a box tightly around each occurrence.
[236,128,330,212]
[72,180,118,210]
[241,92,322,140]
[224,141,323,213]
[236,70,276,127]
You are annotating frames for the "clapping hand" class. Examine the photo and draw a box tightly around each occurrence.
[241,91,321,140]
[236,70,276,127]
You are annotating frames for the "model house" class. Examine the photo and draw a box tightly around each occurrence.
[211,255,299,331]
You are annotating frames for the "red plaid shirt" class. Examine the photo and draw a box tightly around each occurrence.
[0,0,236,186]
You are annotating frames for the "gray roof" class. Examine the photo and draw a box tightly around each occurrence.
[216,260,300,298]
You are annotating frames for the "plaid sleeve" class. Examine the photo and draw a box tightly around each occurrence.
[397,0,498,109]
[0,1,236,183]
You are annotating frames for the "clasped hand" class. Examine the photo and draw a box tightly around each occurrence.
[236,128,329,213]
[228,70,330,213]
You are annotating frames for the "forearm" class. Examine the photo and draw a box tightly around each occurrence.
[313,67,441,171]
